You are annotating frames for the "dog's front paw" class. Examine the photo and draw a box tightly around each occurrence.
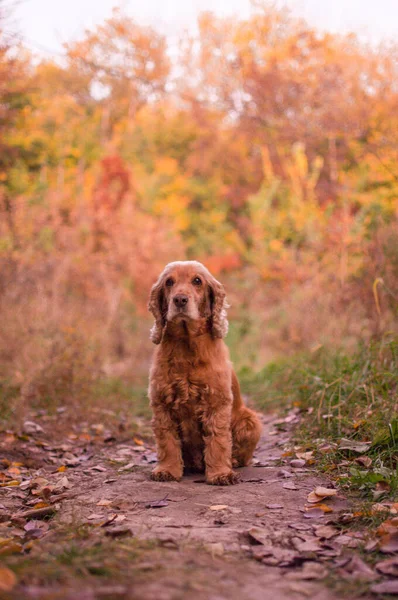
[150,468,182,482]
[206,470,240,486]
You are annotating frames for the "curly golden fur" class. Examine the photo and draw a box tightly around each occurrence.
[148,261,262,485]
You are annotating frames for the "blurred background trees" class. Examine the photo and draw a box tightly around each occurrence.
[0,3,397,415]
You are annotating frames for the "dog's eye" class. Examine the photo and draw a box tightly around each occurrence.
[165,278,174,287]
[192,277,202,286]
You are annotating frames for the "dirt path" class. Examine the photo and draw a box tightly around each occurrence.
[1,411,374,600]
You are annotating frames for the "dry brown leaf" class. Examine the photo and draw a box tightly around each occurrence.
[307,492,325,504]
[372,502,398,515]
[283,482,298,490]
[0,541,23,556]
[377,518,398,536]
[311,503,333,513]
[341,555,377,581]
[296,451,313,461]
[7,467,21,476]
[204,542,224,557]
[314,487,337,497]
[97,499,113,507]
[371,581,398,595]
[247,527,272,546]
[379,532,398,554]
[0,567,17,592]
[314,525,339,539]
[376,557,398,576]
[355,456,372,468]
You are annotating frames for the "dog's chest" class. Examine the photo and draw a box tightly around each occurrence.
[166,375,209,417]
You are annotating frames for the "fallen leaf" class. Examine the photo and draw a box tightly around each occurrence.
[53,476,72,493]
[339,438,371,453]
[145,498,169,509]
[315,487,337,497]
[288,523,313,531]
[32,502,50,510]
[133,437,144,446]
[57,466,67,473]
[371,581,398,595]
[97,499,113,507]
[204,542,224,557]
[91,466,107,472]
[355,456,372,468]
[101,514,119,527]
[247,527,272,546]
[283,482,298,490]
[292,538,321,553]
[24,520,49,533]
[118,462,135,472]
[22,421,44,435]
[341,555,377,581]
[0,567,17,592]
[0,541,23,556]
[314,525,339,539]
[296,451,313,461]
[13,507,55,520]
[7,467,21,476]
[376,557,398,576]
[311,503,333,513]
[379,532,398,553]
[307,492,324,504]
[278,469,292,478]
[377,518,398,536]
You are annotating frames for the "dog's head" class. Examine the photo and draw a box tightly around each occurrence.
[148,261,228,344]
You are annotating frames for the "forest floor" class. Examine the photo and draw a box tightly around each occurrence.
[0,408,395,600]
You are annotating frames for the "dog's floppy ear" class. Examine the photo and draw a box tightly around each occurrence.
[208,274,229,339]
[148,278,166,344]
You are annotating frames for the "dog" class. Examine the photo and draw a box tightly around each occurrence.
[147,261,261,485]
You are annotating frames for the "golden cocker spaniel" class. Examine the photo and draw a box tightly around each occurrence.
[148,261,261,485]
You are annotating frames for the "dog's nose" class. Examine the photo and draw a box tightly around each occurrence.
[173,294,189,308]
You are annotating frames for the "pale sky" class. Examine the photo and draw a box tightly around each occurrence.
[12,0,398,57]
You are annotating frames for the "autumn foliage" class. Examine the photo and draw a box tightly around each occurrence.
[0,4,397,410]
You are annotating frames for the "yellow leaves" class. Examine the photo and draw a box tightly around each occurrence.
[0,567,17,592]
[269,239,283,253]
[154,157,179,177]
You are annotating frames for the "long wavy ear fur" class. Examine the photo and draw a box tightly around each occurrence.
[208,275,229,339]
[148,280,166,344]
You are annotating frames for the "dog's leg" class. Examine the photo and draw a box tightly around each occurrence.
[203,403,239,485]
[232,407,262,467]
[150,405,183,482]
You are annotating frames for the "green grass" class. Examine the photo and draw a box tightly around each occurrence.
[243,335,398,502]
[0,527,160,599]
[0,379,20,425]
